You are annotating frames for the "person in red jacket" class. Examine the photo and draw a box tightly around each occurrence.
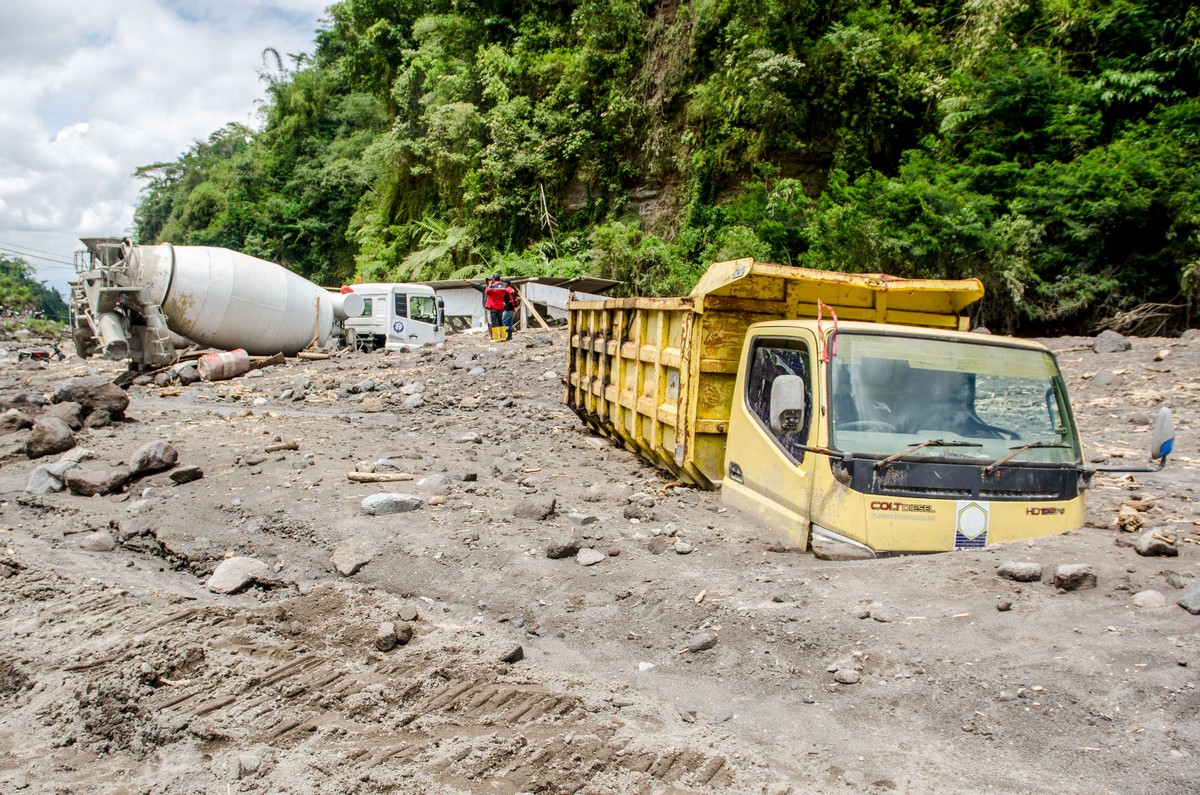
[466,274,509,339]
[501,279,519,340]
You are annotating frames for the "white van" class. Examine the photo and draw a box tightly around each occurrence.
[341,283,445,350]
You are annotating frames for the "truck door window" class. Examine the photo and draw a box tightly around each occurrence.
[394,293,408,318]
[745,338,811,460]
[409,295,437,324]
[359,298,372,317]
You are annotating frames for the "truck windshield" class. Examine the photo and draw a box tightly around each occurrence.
[829,332,1080,465]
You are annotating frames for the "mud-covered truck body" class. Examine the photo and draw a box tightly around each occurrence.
[565,259,1172,558]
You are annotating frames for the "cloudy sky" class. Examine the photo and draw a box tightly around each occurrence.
[0,0,329,298]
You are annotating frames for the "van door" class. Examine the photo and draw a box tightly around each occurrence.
[388,291,444,347]
[721,331,819,548]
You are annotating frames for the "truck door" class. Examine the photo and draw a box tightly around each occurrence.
[722,333,819,548]
[389,291,443,347]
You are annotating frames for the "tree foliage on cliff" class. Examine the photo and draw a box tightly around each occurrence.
[134,0,1200,331]
[0,255,68,323]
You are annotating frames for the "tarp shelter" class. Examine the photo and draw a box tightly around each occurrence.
[425,276,621,332]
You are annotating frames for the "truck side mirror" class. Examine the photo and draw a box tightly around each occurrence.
[1150,406,1174,461]
[769,375,806,435]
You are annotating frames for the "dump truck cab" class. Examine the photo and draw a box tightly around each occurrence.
[722,320,1088,558]
[566,258,1174,558]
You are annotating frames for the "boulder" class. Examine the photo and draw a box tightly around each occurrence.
[0,408,34,433]
[170,465,204,484]
[63,466,132,497]
[25,418,75,459]
[332,535,376,576]
[513,495,556,520]
[1177,586,1200,615]
[52,376,129,419]
[1092,330,1131,354]
[1133,531,1179,557]
[41,402,83,431]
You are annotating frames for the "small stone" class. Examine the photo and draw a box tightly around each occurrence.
[77,531,117,552]
[834,669,861,685]
[237,754,262,779]
[871,611,892,623]
[361,396,385,413]
[1116,505,1144,533]
[513,495,556,520]
[685,632,719,653]
[566,512,599,526]
[394,621,414,646]
[63,466,131,497]
[331,536,376,576]
[1176,586,1200,615]
[1131,590,1168,609]
[403,393,425,409]
[577,548,606,566]
[169,465,204,484]
[398,605,419,622]
[997,561,1042,582]
[129,440,179,475]
[546,537,581,560]
[361,493,424,516]
[1053,564,1097,592]
[500,645,524,663]
[1134,531,1179,557]
[607,546,621,557]
[26,464,67,495]
[996,598,1013,612]
[376,622,399,652]
[206,557,271,594]
[997,690,1017,702]
[673,540,694,555]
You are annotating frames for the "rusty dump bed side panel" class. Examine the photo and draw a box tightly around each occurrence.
[564,259,984,488]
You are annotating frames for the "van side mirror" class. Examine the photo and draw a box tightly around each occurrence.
[769,375,806,435]
[1150,406,1174,462]
[436,297,445,328]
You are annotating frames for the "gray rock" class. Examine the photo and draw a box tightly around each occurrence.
[83,409,114,428]
[513,495,556,520]
[237,754,262,779]
[0,408,35,433]
[1053,564,1097,591]
[546,537,582,559]
[170,465,204,484]
[500,645,524,663]
[42,402,84,431]
[397,605,419,622]
[1131,590,1168,609]
[1092,330,1131,354]
[77,531,117,552]
[577,548,607,566]
[376,622,399,652]
[403,393,426,409]
[26,464,68,494]
[25,418,75,459]
[834,669,861,685]
[452,355,475,370]
[628,492,657,508]
[685,632,719,653]
[331,536,376,576]
[674,540,694,555]
[1092,371,1123,389]
[361,492,424,516]
[64,466,131,497]
[129,440,179,475]
[400,381,425,395]
[997,561,1043,582]
[1134,531,1179,557]
[176,364,200,386]
[567,512,598,526]
[206,557,272,594]
[1177,586,1200,614]
[393,621,414,646]
[52,376,129,419]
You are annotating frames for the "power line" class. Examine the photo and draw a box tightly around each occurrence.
[0,239,74,259]
[0,244,77,269]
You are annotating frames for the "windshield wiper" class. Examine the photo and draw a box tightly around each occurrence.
[874,439,983,472]
[983,441,1069,474]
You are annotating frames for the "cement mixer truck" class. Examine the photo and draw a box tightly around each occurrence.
[69,238,364,369]
[566,259,1175,559]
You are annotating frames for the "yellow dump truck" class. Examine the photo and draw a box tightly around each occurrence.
[565,259,1174,558]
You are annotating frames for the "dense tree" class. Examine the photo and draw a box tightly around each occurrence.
[134,0,1200,330]
[0,255,68,323]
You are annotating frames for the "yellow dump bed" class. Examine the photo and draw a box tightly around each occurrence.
[565,259,984,488]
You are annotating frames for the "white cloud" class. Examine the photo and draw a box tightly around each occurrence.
[0,0,330,297]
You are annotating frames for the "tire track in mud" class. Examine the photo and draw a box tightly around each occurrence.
[0,553,743,793]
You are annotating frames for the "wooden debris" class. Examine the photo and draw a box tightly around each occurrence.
[249,352,286,371]
[265,440,300,453]
[346,472,414,483]
[297,351,331,361]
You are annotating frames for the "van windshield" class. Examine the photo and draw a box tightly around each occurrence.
[829,332,1080,465]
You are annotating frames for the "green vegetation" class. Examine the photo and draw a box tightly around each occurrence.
[133,0,1200,332]
[0,254,68,326]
